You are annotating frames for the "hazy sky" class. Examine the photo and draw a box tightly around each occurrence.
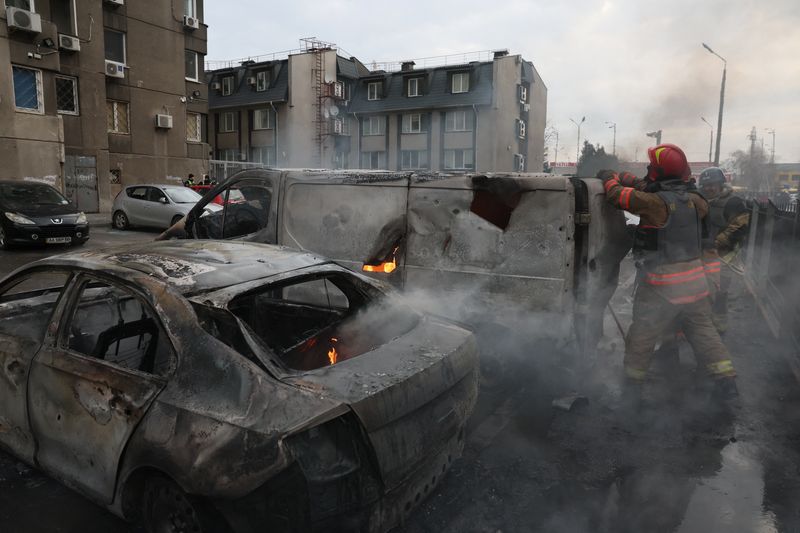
[206,0,799,164]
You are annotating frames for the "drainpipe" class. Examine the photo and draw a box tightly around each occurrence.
[270,102,279,167]
[472,104,479,171]
[353,112,359,167]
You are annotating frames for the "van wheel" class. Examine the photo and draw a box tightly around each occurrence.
[141,476,230,533]
[113,211,129,230]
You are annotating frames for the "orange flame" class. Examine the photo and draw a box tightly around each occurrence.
[362,259,397,273]
[328,337,339,365]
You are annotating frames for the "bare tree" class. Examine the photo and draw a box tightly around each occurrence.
[724,146,770,191]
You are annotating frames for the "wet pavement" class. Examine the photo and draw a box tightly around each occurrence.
[1,235,800,532]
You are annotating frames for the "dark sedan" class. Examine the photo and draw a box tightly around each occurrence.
[0,180,89,250]
[0,240,478,533]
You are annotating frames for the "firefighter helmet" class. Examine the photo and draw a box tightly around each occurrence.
[699,167,727,187]
[646,143,691,182]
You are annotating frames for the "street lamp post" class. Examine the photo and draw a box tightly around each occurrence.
[701,117,714,164]
[765,128,776,164]
[605,121,617,156]
[646,130,662,145]
[553,129,560,167]
[569,116,585,166]
[703,43,727,166]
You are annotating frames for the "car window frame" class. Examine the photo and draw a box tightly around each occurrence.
[0,268,75,345]
[127,186,149,202]
[148,187,168,204]
[56,273,177,381]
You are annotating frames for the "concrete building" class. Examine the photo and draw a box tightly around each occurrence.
[1,0,208,212]
[206,45,547,174]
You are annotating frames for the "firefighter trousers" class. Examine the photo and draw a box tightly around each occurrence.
[624,283,736,382]
[711,268,732,333]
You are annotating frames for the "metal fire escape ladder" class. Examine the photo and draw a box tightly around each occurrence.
[312,48,326,168]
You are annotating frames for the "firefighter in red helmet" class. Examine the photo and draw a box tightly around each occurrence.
[598,143,738,409]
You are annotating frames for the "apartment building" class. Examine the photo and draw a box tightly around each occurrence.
[1,0,208,212]
[206,46,547,174]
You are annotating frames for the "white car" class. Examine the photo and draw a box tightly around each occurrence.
[112,184,221,230]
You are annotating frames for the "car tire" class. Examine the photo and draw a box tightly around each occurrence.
[141,476,231,533]
[171,214,184,227]
[113,211,129,230]
[0,225,10,250]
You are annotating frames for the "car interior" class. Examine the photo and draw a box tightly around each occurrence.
[192,182,271,239]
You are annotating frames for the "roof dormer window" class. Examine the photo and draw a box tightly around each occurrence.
[451,72,469,94]
[367,81,381,101]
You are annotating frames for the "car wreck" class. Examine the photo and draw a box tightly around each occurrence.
[0,240,479,532]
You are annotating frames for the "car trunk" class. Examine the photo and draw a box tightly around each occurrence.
[281,317,479,491]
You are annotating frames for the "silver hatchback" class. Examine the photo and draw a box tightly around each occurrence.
[112,184,220,230]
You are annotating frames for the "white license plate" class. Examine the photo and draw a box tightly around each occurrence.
[45,237,72,244]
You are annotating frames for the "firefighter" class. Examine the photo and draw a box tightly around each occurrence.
[698,167,750,333]
[597,143,738,408]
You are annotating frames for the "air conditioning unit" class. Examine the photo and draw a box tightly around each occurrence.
[333,81,345,99]
[333,118,344,134]
[58,34,81,52]
[6,6,42,33]
[522,103,531,113]
[105,60,125,78]
[104,0,124,5]
[155,114,173,129]
[211,81,221,91]
[183,15,199,30]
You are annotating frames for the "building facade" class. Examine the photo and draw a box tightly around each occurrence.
[206,47,547,174]
[1,0,208,212]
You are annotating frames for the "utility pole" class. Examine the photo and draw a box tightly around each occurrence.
[748,126,757,157]
[605,121,617,156]
[569,116,585,167]
[765,128,776,163]
[703,43,727,166]
[701,117,714,164]
[553,129,560,167]
[646,129,662,145]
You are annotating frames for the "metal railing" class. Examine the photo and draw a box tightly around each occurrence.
[366,50,497,72]
[208,160,268,182]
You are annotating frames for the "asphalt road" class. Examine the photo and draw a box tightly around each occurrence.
[2,225,800,532]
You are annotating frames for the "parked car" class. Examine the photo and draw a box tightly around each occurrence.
[0,240,478,533]
[112,184,221,230]
[189,184,245,205]
[0,180,89,250]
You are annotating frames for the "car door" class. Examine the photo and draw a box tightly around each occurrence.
[124,186,150,226]
[0,270,71,463]
[27,275,175,503]
[147,187,172,228]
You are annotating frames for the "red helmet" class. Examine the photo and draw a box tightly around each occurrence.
[646,143,691,182]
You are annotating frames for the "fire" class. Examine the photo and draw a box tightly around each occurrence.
[328,337,339,365]
[362,259,397,273]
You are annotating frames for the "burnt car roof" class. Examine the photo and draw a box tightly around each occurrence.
[27,240,328,294]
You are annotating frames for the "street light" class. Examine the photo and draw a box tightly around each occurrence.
[553,129,560,167]
[701,117,714,164]
[702,43,727,166]
[569,116,585,165]
[605,121,617,156]
[765,128,776,164]
[646,130,662,145]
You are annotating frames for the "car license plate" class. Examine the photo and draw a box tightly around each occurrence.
[45,237,72,244]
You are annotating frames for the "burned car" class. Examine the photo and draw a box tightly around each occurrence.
[0,240,478,532]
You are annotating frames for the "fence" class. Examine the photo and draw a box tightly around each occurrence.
[744,200,800,381]
[208,160,268,182]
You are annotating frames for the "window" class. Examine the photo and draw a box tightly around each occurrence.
[333,151,348,169]
[5,0,34,10]
[12,66,43,114]
[148,187,168,204]
[222,76,234,96]
[362,116,386,136]
[126,186,148,200]
[445,110,473,132]
[793,175,800,182]
[408,77,421,97]
[514,153,526,172]
[361,151,386,169]
[185,50,199,81]
[220,112,236,132]
[104,30,126,64]
[66,279,174,376]
[49,0,76,35]
[186,112,201,142]
[55,76,79,115]
[451,72,469,93]
[401,150,428,170]
[253,108,272,130]
[216,149,238,161]
[106,100,129,134]
[443,149,474,170]
[183,0,195,17]
[193,179,272,239]
[250,146,275,166]
[518,119,527,139]
[367,81,381,100]
[256,71,268,91]
[401,113,424,134]
[519,85,528,103]
[0,272,69,343]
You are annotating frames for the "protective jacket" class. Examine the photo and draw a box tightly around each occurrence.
[604,173,710,305]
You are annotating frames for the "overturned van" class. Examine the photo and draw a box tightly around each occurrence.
[162,169,629,365]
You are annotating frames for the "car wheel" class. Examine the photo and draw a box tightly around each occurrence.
[141,476,230,533]
[171,214,184,227]
[0,225,10,250]
[113,211,129,230]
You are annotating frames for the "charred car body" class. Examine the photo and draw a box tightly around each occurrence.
[0,241,478,532]
[163,169,629,361]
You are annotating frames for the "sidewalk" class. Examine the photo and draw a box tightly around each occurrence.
[87,213,111,226]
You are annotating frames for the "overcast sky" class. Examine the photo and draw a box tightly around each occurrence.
[206,0,799,164]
